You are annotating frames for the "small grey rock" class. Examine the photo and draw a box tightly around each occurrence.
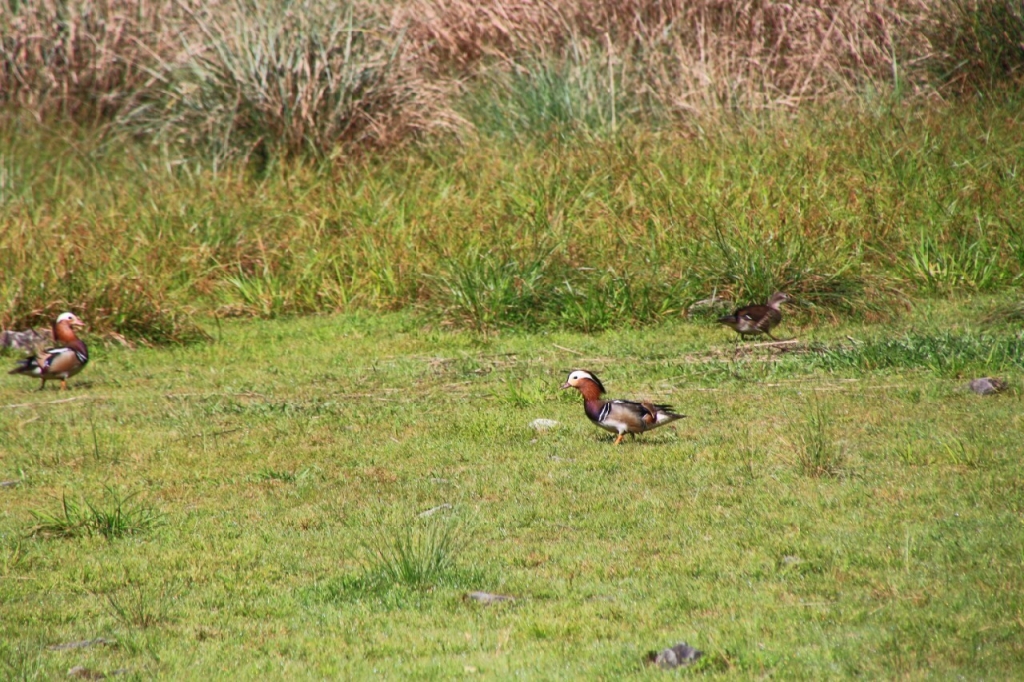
[47,638,116,652]
[464,591,515,605]
[0,480,20,488]
[66,667,127,680]
[646,642,703,669]
[530,418,559,432]
[967,377,1006,395]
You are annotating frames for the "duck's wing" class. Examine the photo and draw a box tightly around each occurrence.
[598,400,652,431]
[10,347,86,377]
[606,399,685,428]
[734,304,782,331]
[42,347,86,376]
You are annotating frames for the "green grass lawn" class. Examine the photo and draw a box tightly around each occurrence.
[2,301,1022,679]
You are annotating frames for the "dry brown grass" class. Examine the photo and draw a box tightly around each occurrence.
[0,0,189,120]
[403,0,936,111]
[0,0,463,157]
[3,0,1012,153]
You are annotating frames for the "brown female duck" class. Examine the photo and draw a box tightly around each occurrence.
[717,292,790,340]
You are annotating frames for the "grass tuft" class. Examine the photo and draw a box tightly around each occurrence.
[361,514,473,590]
[107,580,171,630]
[983,299,1024,325]
[28,488,163,540]
[252,468,298,483]
[0,640,44,681]
[901,229,1006,294]
[794,401,845,478]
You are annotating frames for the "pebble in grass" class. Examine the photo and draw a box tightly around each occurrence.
[967,377,1007,395]
[464,591,515,605]
[67,666,129,679]
[530,418,559,432]
[47,638,116,651]
[645,642,703,669]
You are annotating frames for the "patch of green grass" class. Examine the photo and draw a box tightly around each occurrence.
[463,47,626,141]
[1,306,1021,677]
[811,330,1024,375]
[4,97,1024,341]
[901,228,1007,294]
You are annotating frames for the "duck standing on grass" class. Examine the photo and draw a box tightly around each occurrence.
[561,370,685,444]
[717,291,790,340]
[9,312,89,390]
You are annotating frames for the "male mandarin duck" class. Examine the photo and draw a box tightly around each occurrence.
[561,370,685,444]
[9,312,89,390]
[717,291,790,340]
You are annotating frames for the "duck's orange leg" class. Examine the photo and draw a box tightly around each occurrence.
[60,379,68,390]
[613,433,624,445]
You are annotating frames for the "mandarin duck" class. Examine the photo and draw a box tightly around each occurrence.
[561,370,685,444]
[717,291,790,340]
[9,312,89,390]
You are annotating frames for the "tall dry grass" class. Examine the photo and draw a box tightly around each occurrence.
[0,0,462,160]
[0,0,186,120]
[405,0,931,112]
[3,0,1022,157]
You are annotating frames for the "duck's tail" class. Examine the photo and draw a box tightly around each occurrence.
[9,357,42,376]
[717,314,739,329]
[644,403,686,427]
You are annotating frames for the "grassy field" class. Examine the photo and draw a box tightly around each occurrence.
[1,298,1022,678]
[3,1,1024,678]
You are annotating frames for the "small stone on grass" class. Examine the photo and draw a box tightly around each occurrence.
[646,642,703,669]
[48,638,116,652]
[464,591,515,605]
[967,377,1006,395]
[530,418,559,432]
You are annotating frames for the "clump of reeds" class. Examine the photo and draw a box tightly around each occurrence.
[923,0,1024,94]
[2,96,1023,340]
